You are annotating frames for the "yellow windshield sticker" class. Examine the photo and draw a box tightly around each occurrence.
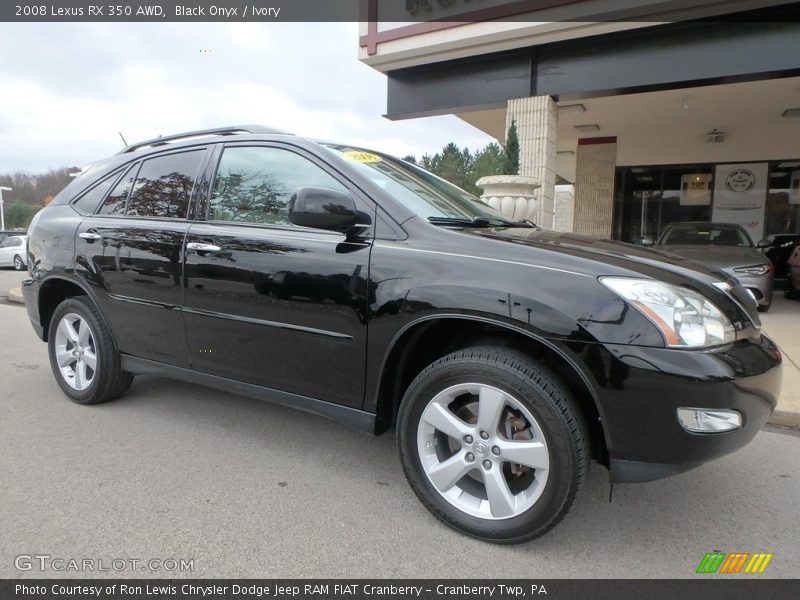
[343,151,382,163]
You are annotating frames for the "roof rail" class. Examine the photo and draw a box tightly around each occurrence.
[117,125,292,154]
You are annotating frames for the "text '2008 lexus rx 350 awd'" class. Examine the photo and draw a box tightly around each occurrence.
[22,126,782,543]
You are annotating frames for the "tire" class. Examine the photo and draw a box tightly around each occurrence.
[13,255,24,271]
[786,278,799,300]
[397,346,587,544]
[47,296,133,405]
[757,303,770,313]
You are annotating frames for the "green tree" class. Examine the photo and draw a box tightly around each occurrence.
[0,167,75,208]
[503,120,520,175]
[471,142,506,194]
[3,203,39,228]
[430,142,474,191]
[401,155,417,164]
[419,153,435,171]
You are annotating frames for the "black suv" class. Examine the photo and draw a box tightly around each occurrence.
[23,126,782,543]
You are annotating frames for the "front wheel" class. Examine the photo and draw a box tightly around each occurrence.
[397,347,587,544]
[47,296,133,405]
[13,255,24,271]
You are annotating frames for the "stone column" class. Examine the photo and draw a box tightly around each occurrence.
[506,96,558,230]
[573,137,618,238]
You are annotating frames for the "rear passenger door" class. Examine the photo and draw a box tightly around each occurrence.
[75,147,210,366]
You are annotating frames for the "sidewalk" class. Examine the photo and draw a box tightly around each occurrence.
[759,295,800,428]
[7,286,23,303]
[5,284,800,426]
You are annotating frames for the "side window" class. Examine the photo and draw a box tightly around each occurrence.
[127,150,204,219]
[98,163,138,215]
[209,146,347,225]
[73,170,123,214]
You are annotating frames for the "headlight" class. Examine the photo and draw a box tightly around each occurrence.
[600,277,735,348]
[733,264,770,276]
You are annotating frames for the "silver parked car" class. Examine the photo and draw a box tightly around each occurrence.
[652,222,774,312]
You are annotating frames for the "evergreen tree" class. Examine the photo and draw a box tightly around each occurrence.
[467,142,506,196]
[503,120,520,175]
[432,142,473,191]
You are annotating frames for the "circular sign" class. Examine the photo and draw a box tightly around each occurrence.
[725,169,756,193]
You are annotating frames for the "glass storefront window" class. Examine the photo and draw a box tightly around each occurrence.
[615,167,662,243]
[614,161,800,243]
[766,162,800,235]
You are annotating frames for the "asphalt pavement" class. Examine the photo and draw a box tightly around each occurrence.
[0,269,26,302]
[0,297,798,579]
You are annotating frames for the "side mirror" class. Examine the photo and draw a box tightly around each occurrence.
[288,187,366,234]
[640,236,655,247]
[756,238,773,249]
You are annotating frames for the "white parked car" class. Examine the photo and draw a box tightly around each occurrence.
[0,235,27,270]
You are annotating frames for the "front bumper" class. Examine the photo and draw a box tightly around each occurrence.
[585,334,782,483]
[730,271,774,307]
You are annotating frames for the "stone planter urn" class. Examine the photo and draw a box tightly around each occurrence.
[475,175,541,222]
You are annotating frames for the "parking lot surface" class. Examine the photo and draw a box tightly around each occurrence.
[1,290,799,578]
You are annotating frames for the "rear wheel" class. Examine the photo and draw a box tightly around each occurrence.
[47,296,132,405]
[397,347,587,544]
[13,255,24,271]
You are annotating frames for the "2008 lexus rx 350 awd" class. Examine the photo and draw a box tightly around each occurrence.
[22,126,782,544]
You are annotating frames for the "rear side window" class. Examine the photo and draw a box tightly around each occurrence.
[73,170,123,214]
[209,146,346,225]
[1,236,22,247]
[98,163,138,215]
[127,150,205,219]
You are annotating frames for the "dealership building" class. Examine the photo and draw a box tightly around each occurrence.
[359,0,800,244]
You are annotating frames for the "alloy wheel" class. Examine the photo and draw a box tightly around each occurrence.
[416,383,550,520]
[53,313,98,391]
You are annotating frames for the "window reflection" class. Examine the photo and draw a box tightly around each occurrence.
[98,163,138,215]
[210,147,346,225]
[127,151,204,219]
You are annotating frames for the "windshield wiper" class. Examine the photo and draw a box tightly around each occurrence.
[428,216,536,228]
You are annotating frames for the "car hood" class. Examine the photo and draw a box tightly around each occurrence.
[655,245,767,270]
[432,225,762,330]
[459,227,727,280]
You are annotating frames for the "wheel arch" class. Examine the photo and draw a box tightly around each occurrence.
[374,314,611,465]
[38,275,97,342]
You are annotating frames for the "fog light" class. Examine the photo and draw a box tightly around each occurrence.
[677,408,742,433]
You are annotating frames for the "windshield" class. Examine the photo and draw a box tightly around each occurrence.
[323,145,513,223]
[660,224,753,247]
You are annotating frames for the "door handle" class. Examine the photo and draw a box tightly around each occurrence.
[186,242,221,254]
[78,231,102,242]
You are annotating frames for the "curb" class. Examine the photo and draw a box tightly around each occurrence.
[768,409,800,430]
[7,287,24,304]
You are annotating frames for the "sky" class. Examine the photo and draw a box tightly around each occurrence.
[0,22,495,172]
